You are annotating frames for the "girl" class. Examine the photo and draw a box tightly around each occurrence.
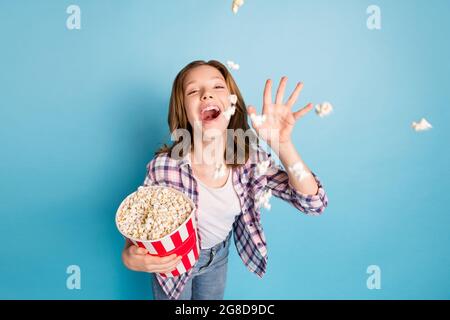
[121,60,328,300]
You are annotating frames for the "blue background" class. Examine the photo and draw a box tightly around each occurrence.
[0,0,449,299]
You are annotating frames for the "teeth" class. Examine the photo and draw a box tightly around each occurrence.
[201,105,220,114]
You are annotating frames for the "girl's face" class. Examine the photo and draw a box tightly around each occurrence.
[183,65,232,138]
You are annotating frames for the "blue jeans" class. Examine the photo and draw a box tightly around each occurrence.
[151,231,232,300]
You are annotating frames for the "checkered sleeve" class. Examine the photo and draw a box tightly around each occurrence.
[143,158,156,186]
[143,153,167,186]
[255,148,328,215]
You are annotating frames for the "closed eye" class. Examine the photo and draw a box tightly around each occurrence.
[188,85,225,95]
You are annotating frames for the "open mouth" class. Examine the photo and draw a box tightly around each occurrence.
[200,105,221,122]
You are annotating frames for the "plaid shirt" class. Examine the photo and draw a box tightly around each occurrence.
[142,146,328,300]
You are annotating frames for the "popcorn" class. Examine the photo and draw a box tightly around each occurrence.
[228,94,238,105]
[213,163,227,179]
[315,102,333,117]
[250,113,266,127]
[256,189,272,210]
[223,106,236,120]
[288,162,311,182]
[232,0,244,14]
[412,118,432,132]
[227,60,240,71]
[116,186,193,241]
[255,160,271,177]
[223,94,237,120]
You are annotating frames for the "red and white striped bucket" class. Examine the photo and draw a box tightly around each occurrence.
[116,186,199,278]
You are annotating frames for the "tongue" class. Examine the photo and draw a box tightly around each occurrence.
[202,110,219,121]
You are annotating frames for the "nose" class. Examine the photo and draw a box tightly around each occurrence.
[201,91,214,101]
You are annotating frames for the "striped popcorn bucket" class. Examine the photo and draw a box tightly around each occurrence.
[116,186,199,278]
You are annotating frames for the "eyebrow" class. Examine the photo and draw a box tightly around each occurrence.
[185,76,225,88]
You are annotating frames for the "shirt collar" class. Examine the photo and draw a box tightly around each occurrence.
[176,148,251,170]
[177,150,192,168]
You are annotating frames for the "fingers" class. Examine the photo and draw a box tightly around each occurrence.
[145,254,183,273]
[275,76,288,105]
[286,82,304,109]
[155,254,179,264]
[129,245,148,255]
[136,247,148,255]
[247,105,257,117]
[155,257,183,273]
[246,105,259,130]
[263,79,272,114]
[293,103,314,121]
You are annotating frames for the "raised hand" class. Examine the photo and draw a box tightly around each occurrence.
[247,77,313,148]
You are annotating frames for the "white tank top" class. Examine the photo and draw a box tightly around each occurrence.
[195,168,241,249]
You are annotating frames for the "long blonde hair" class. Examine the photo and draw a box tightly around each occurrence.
[156,60,257,168]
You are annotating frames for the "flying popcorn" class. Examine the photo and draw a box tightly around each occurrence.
[116,186,193,241]
[223,94,237,120]
[250,113,266,127]
[227,60,240,71]
[213,163,228,179]
[412,118,432,132]
[256,189,272,210]
[228,94,238,105]
[223,106,236,120]
[288,162,311,182]
[232,0,244,14]
[255,160,271,177]
[315,102,333,117]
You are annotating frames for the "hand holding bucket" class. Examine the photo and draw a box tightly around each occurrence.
[116,186,199,277]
